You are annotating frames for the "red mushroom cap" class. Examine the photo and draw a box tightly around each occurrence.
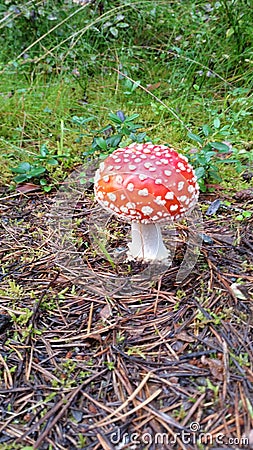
[94,142,199,223]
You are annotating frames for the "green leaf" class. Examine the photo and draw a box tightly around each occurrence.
[95,137,108,151]
[210,142,230,152]
[117,23,129,28]
[202,151,216,163]
[29,167,46,177]
[133,132,146,142]
[125,113,140,122]
[40,144,49,157]
[43,185,53,192]
[47,158,58,166]
[72,116,95,126]
[213,117,220,129]
[195,167,206,179]
[106,134,122,148]
[187,132,203,145]
[202,124,211,137]
[102,21,113,29]
[11,162,31,174]
[108,113,123,124]
[198,178,206,192]
[110,27,118,38]
[115,14,125,22]
[13,174,29,183]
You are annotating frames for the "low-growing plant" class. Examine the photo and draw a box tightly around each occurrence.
[80,111,148,158]
[186,118,244,192]
[10,143,67,191]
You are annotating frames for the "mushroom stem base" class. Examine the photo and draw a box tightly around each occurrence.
[127,222,169,262]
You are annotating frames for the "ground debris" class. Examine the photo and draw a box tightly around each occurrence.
[0,191,253,449]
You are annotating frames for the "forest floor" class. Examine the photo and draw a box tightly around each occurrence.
[0,181,253,450]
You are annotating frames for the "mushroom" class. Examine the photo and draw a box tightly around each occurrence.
[94,142,199,262]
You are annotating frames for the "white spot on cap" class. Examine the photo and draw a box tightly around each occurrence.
[155,179,162,184]
[121,194,126,200]
[164,170,172,176]
[129,165,136,170]
[178,162,186,171]
[103,175,110,182]
[188,185,195,193]
[127,183,135,191]
[94,171,100,183]
[161,159,169,164]
[141,206,154,215]
[178,181,184,191]
[154,197,166,206]
[138,188,149,196]
[149,167,156,172]
[143,148,151,154]
[178,195,187,203]
[165,191,174,200]
[170,204,178,211]
[155,161,162,165]
[96,191,104,200]
[108,192,116,202]
[116,175,123,184]
[139,174,148,181]
[115,158,121,163]
[120,206,129,213]
[144,162,153,169]
[126,202,136,209]
[134,158,141,163]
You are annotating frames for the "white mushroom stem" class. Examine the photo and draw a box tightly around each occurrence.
[127,222,169,262]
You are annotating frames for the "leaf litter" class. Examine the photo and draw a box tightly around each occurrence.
[0,188,253,450]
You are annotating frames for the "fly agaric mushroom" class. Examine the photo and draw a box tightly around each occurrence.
[94,142,199,262]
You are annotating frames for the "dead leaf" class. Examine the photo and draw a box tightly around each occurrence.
[99,304,112,320]
[146,82,161,91]
[201,356,224,381]
[176,331,195,342]
[88,403,98,414]
[16,183,41,193]
[234,188,253,201]
[230,283,247,300]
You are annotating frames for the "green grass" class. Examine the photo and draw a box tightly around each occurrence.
[0,0,252,191]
